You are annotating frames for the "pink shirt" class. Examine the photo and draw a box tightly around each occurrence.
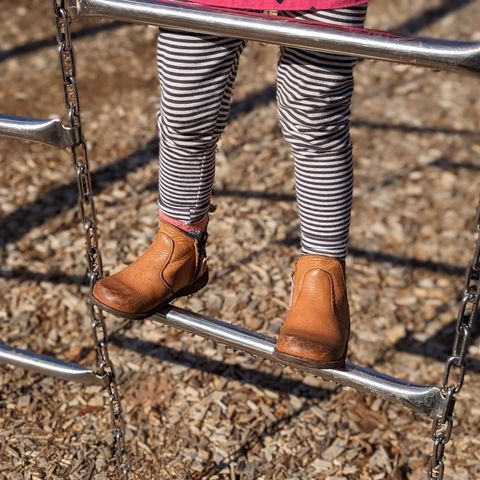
[188,0,368,11]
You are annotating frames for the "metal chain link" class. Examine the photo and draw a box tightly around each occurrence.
[52,1,128,475]
[427,201,480,479]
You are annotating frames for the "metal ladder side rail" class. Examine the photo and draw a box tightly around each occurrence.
[0,343,108,386]
[152,306,446,420]
[70,0,480,75]
[0,114,80,149]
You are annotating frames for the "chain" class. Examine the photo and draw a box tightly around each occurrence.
[52,1,128,475]
[427,202,480,479]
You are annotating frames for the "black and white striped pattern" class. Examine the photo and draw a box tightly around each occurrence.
[156,33,245,225]
[156,5,367,258]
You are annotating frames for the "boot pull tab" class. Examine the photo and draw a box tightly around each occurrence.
[289,273,295,308]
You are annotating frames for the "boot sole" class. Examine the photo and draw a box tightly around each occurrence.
[272,349,346,370]
[91,270,209,320]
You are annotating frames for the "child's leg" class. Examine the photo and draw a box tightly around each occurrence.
[157,30,246,230]
[92,31,245,318]
[274,5,367,366]
[277,6,367,258]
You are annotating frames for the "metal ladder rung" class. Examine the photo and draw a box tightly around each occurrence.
[77,0,480,75]
[0,114,79,149]
[0,344,107,386]
[152,306,445,419]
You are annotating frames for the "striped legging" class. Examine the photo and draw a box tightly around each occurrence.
[156,5,367,258]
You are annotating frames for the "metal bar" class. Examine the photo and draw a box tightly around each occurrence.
[0,344,107,386]
[152,306,446,419]
[0,114,79,149]
[74,0,480,75]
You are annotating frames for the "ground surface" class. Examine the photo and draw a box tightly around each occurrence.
[1,0,480,479]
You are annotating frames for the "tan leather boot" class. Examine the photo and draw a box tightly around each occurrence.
[274,255,349,368]
[92,221,208,319]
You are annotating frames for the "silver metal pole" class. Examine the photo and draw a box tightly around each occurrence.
[0,114,79,149]
[152,306,446,419]
[74,0,480,75]
[0,344,108,386]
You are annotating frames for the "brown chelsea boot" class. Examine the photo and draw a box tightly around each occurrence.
[274,255,349,368]
[92,221,208,319]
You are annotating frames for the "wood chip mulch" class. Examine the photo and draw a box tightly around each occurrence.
[1,0,480,478]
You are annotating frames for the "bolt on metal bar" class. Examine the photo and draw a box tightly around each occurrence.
[152,306,446,420]
[0,114,80,149]
[73,0,480,76]
[0,344,108,386]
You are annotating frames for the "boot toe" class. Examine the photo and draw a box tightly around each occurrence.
[275,334,345,365]
[92,276,140,313]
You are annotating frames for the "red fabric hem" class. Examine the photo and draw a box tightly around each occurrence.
[158,211,209,233]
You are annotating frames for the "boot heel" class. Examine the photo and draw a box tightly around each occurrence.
[171,269,209,301]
